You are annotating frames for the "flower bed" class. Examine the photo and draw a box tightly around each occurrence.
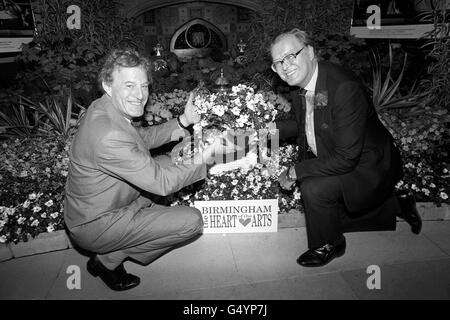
[0,136,69,244]
[1,89,448,246]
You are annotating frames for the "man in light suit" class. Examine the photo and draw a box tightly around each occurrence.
[64,48,224,291]
[271,29,422,267]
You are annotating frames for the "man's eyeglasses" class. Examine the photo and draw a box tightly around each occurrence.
[271,48,304,71]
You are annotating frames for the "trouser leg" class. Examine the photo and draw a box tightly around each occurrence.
[72,204,203,268]
[300,176,344,249]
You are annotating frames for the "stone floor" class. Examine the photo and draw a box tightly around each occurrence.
[1,220,450,300]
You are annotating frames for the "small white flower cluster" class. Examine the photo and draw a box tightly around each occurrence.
[169,143,303,213]
[193,84,281,135]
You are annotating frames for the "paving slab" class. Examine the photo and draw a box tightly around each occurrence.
[226,228,308,283]
[421,220,450,256]
[340,258,450,299]
[46,248,115,299]
[321,222,448,273]
[107,234,241,299]
[175,273,358,300]
[0,250,68,299]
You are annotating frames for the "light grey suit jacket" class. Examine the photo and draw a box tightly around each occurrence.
[64,94,206,229]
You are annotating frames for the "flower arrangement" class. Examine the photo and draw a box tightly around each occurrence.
[192,84,281,134]
[168,144,303,214]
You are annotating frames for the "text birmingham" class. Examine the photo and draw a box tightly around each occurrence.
[201,205,272,215]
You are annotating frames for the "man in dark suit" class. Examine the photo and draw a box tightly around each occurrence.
[271,29,422,267]
[65,48,228,291]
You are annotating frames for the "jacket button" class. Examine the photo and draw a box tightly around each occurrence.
[321,123,328,129]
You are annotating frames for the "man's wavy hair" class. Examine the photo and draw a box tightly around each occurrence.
[98,48,152,90]
[269,28,314,52]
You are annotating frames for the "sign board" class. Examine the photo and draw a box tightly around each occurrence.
[350,0,450,39]
[0,0,35,53]
[194,199,279,234]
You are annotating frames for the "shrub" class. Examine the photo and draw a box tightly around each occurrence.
[12,0,142,106]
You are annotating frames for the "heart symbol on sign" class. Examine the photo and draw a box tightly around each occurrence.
[239,217,251,227]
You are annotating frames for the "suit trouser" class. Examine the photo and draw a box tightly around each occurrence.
[68,202,203,268]
[300,176,398,249]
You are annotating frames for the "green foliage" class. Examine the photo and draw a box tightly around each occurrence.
[13,0,142,106]
[0,91,85,140]
[246,0,354,61]
[420,2,450,111]
[0,136,70,243]
[0,99,40,138]
[385,108,450,204]
[370,45,425,114]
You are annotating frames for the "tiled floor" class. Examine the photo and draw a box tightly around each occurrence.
[1,221,450,300]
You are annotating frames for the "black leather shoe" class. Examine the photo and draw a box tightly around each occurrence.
[396,190,422,234]
[87,255,140,291]
[297,237,346,267]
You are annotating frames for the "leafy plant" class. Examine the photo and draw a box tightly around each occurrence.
[419,1,450,111]
[19,92,85,139]
[0,91,85,140]
[370,45,425,113]
[246,0,354,62]
[13,0,142,106]
[0,98,40,138]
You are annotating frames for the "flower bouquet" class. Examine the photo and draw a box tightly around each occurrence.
[173,84,284,171]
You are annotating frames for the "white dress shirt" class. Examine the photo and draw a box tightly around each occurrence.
[303,63,319,156]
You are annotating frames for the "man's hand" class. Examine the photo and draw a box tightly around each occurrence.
[201,134,242,165]
[279,167,296,190]
[180,91,200,126]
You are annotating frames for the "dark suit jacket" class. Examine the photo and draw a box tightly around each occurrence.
[64,94,206,229]
[277,61,403,213]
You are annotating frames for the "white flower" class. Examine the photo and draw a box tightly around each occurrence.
[5,207,15,216]
[429,183,436,188]
[44,200,53,207]
[41,212,47,218]
[236,114,249,128]
[212,105,226,117]
[47,224,55,233]
[32,206,42,213]
[230,106,241,116]
[0,235,6,243]
[17,217,26,225]
[31,220,39,227]
[50,212,59,219]
[231,179,238,186]
[29,193,37,200]
[440,192,448,200]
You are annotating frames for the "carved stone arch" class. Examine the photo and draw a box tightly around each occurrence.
[124,0,262,18]
[170,18,227,59]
